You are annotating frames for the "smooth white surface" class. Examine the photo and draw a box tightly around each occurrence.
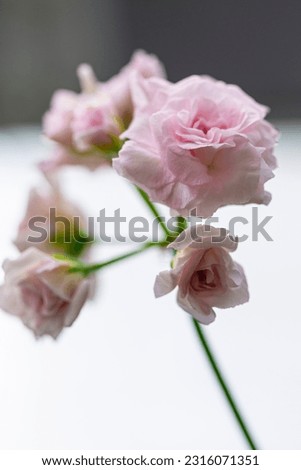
[0,124,300,450]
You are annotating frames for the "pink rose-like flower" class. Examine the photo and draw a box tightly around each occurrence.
[154,225,249,324]
[42,64,99,148]
[14,182,91,258]
[41,51,165,172]
[114,75,278,217]
[0,248,93,338]
[42,51,164,146]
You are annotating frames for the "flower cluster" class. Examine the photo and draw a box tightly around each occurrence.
[41,50,166,172]
[0,50,278,338]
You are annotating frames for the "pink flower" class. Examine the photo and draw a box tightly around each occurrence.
[104,49,166,119]
[0,248,93,338]
[113,75,278,217]
[39,145,110,173]
[71,93,121,152]
[43,90,78,146]
[42,64,99,148]
[42,65,121,171]
[14,182,91,257]
[41,51,165,173]
[154,225,249,324]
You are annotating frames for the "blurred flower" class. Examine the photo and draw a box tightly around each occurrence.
[0,248,93,338]
[114,75,278,217]
[41,50,165,172]
[71,93,121,153]
[43,90,78,146]
[39,145,110,173]
[103,49,166,121]
[154,225,249,324]
[14,181,92,258]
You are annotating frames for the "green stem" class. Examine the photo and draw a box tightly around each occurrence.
[135,187,172,239]
[135,186,258,449]
[192,318,258,450]
[74,185,258,449]
[176,215,188,233]
[70,241,166,276]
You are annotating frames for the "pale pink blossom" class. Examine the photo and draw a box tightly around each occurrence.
[42,65,120,170]
[42,83,121,164]
[71,93,121,152]
[104,49,166,119]
[41,51,165,172]
[42,64,99,147]
[14,182,91,257]
[114,75,278,217]
[39,145,110,173]
[43,90,78,146]
[154,225,249,324]
[0,248,93,338]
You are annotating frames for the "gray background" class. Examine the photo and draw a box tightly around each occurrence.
[1,0,301,124]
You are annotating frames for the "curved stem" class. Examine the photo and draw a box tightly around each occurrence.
[79,185,257,448]
[70,241,167,276]
[192,318,258,450]
[135,187,172,239]
[129,185,258,449]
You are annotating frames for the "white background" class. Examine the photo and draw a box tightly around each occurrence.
[0,123,300,450]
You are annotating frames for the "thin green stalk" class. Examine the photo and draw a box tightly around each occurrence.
[135,187,172,239]
[192,318,258,450]
[136,188,258,448]
[70,241,166,276]
[176,215,188,233]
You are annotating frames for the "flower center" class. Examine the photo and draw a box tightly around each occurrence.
[190,267,218,291]
[192,117,210,135]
